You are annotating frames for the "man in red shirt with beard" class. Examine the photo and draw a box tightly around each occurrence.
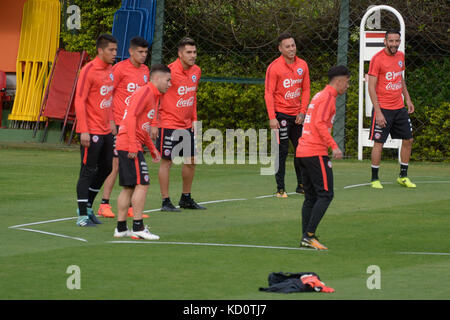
[265,33,311,198]
[296,65,349,250]
[368,30,416,189]
[113,64,170,240]
[75,34,117,227]
[151,37,206,212]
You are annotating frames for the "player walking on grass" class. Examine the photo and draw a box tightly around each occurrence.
[368,30,416,189]
[98,36,151,219]
[296,66,349,250]
[75,34,117,227]
[150,37,206,212]
[265,33,310,198]
[113,64,169,240]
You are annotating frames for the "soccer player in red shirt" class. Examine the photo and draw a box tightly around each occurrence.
[75,34,117,227]
[368,30,416,189]
[296,66,349,250]
[265,33,310,197]
[113,64,169,240]
[150,37,206,212]
[98,36,151,219]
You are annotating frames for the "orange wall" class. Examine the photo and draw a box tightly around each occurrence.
[0,0,28,72]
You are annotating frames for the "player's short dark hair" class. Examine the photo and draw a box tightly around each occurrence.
[328,65,350,82]
[177,37,196,50]
[150,64,171,76]
[130,36,149,49]
[277,33,294,45]
[96,34,117,50]
[385,29,401,39]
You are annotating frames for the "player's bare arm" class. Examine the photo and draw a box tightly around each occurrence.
[401,77,414,114]
[368,75,386,128]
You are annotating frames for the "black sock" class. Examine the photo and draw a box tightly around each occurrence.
[101,198,109,205]
[133,219,144,232]
[182,193,191,199]
[78,202,88,216]
[162,197,171,204]
[399,163,408,178]
[88,188,99,208]
[117,220,127,232]
[371,165,380,181]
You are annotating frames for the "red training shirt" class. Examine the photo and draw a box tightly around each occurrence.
[155,58,201,129]
[112,59,150,125]
[115,82,159,155]
[296,85,338,157]
[265,55,310,120]
[75,57,114,135]
[368,49,405,110]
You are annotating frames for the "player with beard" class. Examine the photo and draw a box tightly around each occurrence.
[368,30,416,189]
[150,37,206,212]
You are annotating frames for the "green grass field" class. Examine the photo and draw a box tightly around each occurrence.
[0,144,449,301]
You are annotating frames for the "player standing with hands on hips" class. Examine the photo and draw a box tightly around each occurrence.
[368,30,416,189]
[296,66,349,250]
[265,33,311,198]
[113,64,169,240]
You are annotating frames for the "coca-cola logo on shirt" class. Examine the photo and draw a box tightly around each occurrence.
[284,88,301,100]
[385,82,403,91]
[177,96,195,107]
[142,122,151,133]
[100,96,113,109]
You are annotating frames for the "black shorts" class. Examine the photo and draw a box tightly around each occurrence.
[117,150,150,187]
[80,133,114,167]
[298,155,334,196]
[370,108,413,143]
[156,127,196,160]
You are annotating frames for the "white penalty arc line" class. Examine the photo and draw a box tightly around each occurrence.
[344,180,450,189]
[107,240,317,251]
[12,227,87,242]
[396,251,450,256]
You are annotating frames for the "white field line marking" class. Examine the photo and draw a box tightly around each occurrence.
[254,192,298,199]
[13,227,87,242]
[9,217,77,229]
[344,180,450,189]
[107,240,317,251]
[396,251,450,256]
